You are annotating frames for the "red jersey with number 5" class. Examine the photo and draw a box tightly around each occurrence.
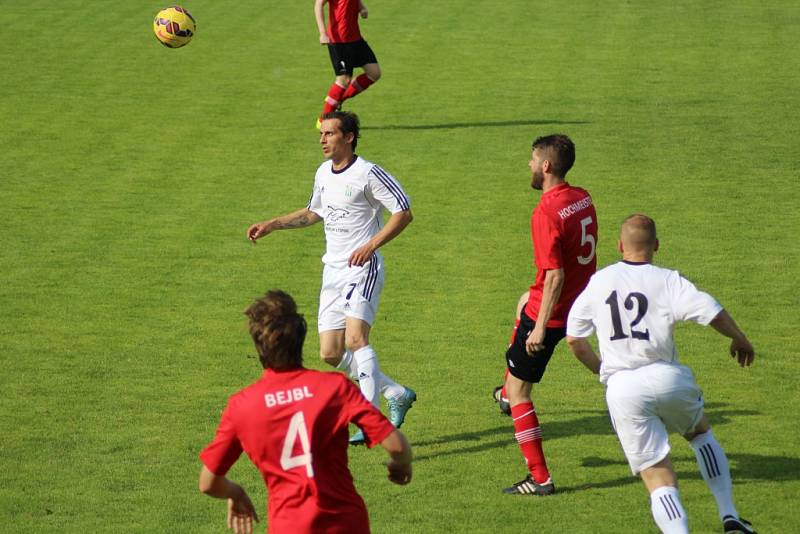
[326,0,362,43]
[525,182,597,327]
[200,368,394,534]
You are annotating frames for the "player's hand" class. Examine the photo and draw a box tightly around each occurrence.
[319,33,330,45]
[386,460,412,485]
[348,243,376,267]
[360,6,368,18]
[525,326,546,355]
[226,492,259,534]
[730,336,755,367]
[247,221,272,242]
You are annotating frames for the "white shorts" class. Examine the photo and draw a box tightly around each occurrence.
[318,257,384,332]
[605,361,704,475]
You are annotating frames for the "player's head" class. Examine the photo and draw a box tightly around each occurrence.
[321,110,361,151]
[244,290,307,370]
[530,134,575,189]
[619,214,659,259]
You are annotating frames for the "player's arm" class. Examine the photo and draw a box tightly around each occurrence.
[565,336,601,374]
[198,465,259,534]
[526,268,565,354]
[314,0,330,44]
[709,309,755,367]
[379,429,412,485]
[247,207,322,242]
[348,209,413,267]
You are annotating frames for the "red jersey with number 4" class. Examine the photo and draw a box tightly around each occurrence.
[525,182,597,327]
[200,368,394,534]
[327,0,362,43]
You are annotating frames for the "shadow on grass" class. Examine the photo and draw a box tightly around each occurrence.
[362,118,591,131]
[561,451,800,494]
[414,412,611,462]
[413,403,761,465]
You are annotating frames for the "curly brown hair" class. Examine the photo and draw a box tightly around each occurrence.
[244,290,307,370]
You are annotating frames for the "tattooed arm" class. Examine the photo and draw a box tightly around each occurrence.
[247,208,322,242]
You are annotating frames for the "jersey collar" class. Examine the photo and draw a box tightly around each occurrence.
[621,260,650,265]
[331,155,358,174]
[542,181,569,197]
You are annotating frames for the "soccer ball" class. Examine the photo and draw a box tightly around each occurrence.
[153,6,196,48]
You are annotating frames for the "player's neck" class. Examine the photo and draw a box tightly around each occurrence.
[541,175,566,193]
[622,252,653,264]
[331,152,356,171]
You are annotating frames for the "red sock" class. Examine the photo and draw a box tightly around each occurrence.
[342,74,375,100]
[500,319,520,399]
[321,82,347,116]
[511,402,550,484]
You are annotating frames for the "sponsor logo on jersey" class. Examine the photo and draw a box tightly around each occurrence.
[327,206,350,223]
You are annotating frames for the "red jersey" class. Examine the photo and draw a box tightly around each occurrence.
[326,0,362,43]
[525,182,597,327]
[199,368,395,534]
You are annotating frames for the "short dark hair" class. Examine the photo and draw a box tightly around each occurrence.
[532,134,575,177]
[322,110,361,151]
[244,290,307,370]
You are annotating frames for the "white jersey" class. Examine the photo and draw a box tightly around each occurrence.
[307,156,411,267]
[566,261,722,384]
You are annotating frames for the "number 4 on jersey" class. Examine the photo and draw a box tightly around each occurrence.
[280,411,314,477]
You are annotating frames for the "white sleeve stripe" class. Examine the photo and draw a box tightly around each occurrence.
[370,165,410,210]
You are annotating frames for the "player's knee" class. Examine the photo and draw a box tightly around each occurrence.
[365,66,381,82]
[336,75,352,87]
[319,350,342,367]
[345,333,368,351]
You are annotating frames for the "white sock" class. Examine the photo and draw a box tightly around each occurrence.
[380,371,405,401]
[353,346,382,407]
[335,350,358,379]
[690,430,737,521]
[650,486,689,534]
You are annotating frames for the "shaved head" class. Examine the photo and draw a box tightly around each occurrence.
[620,214,658,258]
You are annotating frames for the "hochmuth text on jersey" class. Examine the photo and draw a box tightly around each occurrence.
[557,196,593,220]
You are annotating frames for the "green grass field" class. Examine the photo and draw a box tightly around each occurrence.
[2,1,799,532]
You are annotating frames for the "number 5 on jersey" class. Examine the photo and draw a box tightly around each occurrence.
[281,411,314,477]
[577,216,596,265]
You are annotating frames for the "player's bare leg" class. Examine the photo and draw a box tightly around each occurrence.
[320,329,359,378]
[341,63,380,102]
[640,458,689,534]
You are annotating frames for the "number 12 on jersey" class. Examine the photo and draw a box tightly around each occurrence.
[280,411,314,477]
[605,290,650,341]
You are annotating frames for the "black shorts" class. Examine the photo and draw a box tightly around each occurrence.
[327,39,378,76]
[505,309,566,383]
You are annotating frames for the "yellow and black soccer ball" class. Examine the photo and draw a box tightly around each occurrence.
[153,6,196,49]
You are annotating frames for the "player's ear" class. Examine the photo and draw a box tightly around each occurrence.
[618,239,624,254]
[653,239,659,252]
[345,132,355,145]
[541,159,552,173]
